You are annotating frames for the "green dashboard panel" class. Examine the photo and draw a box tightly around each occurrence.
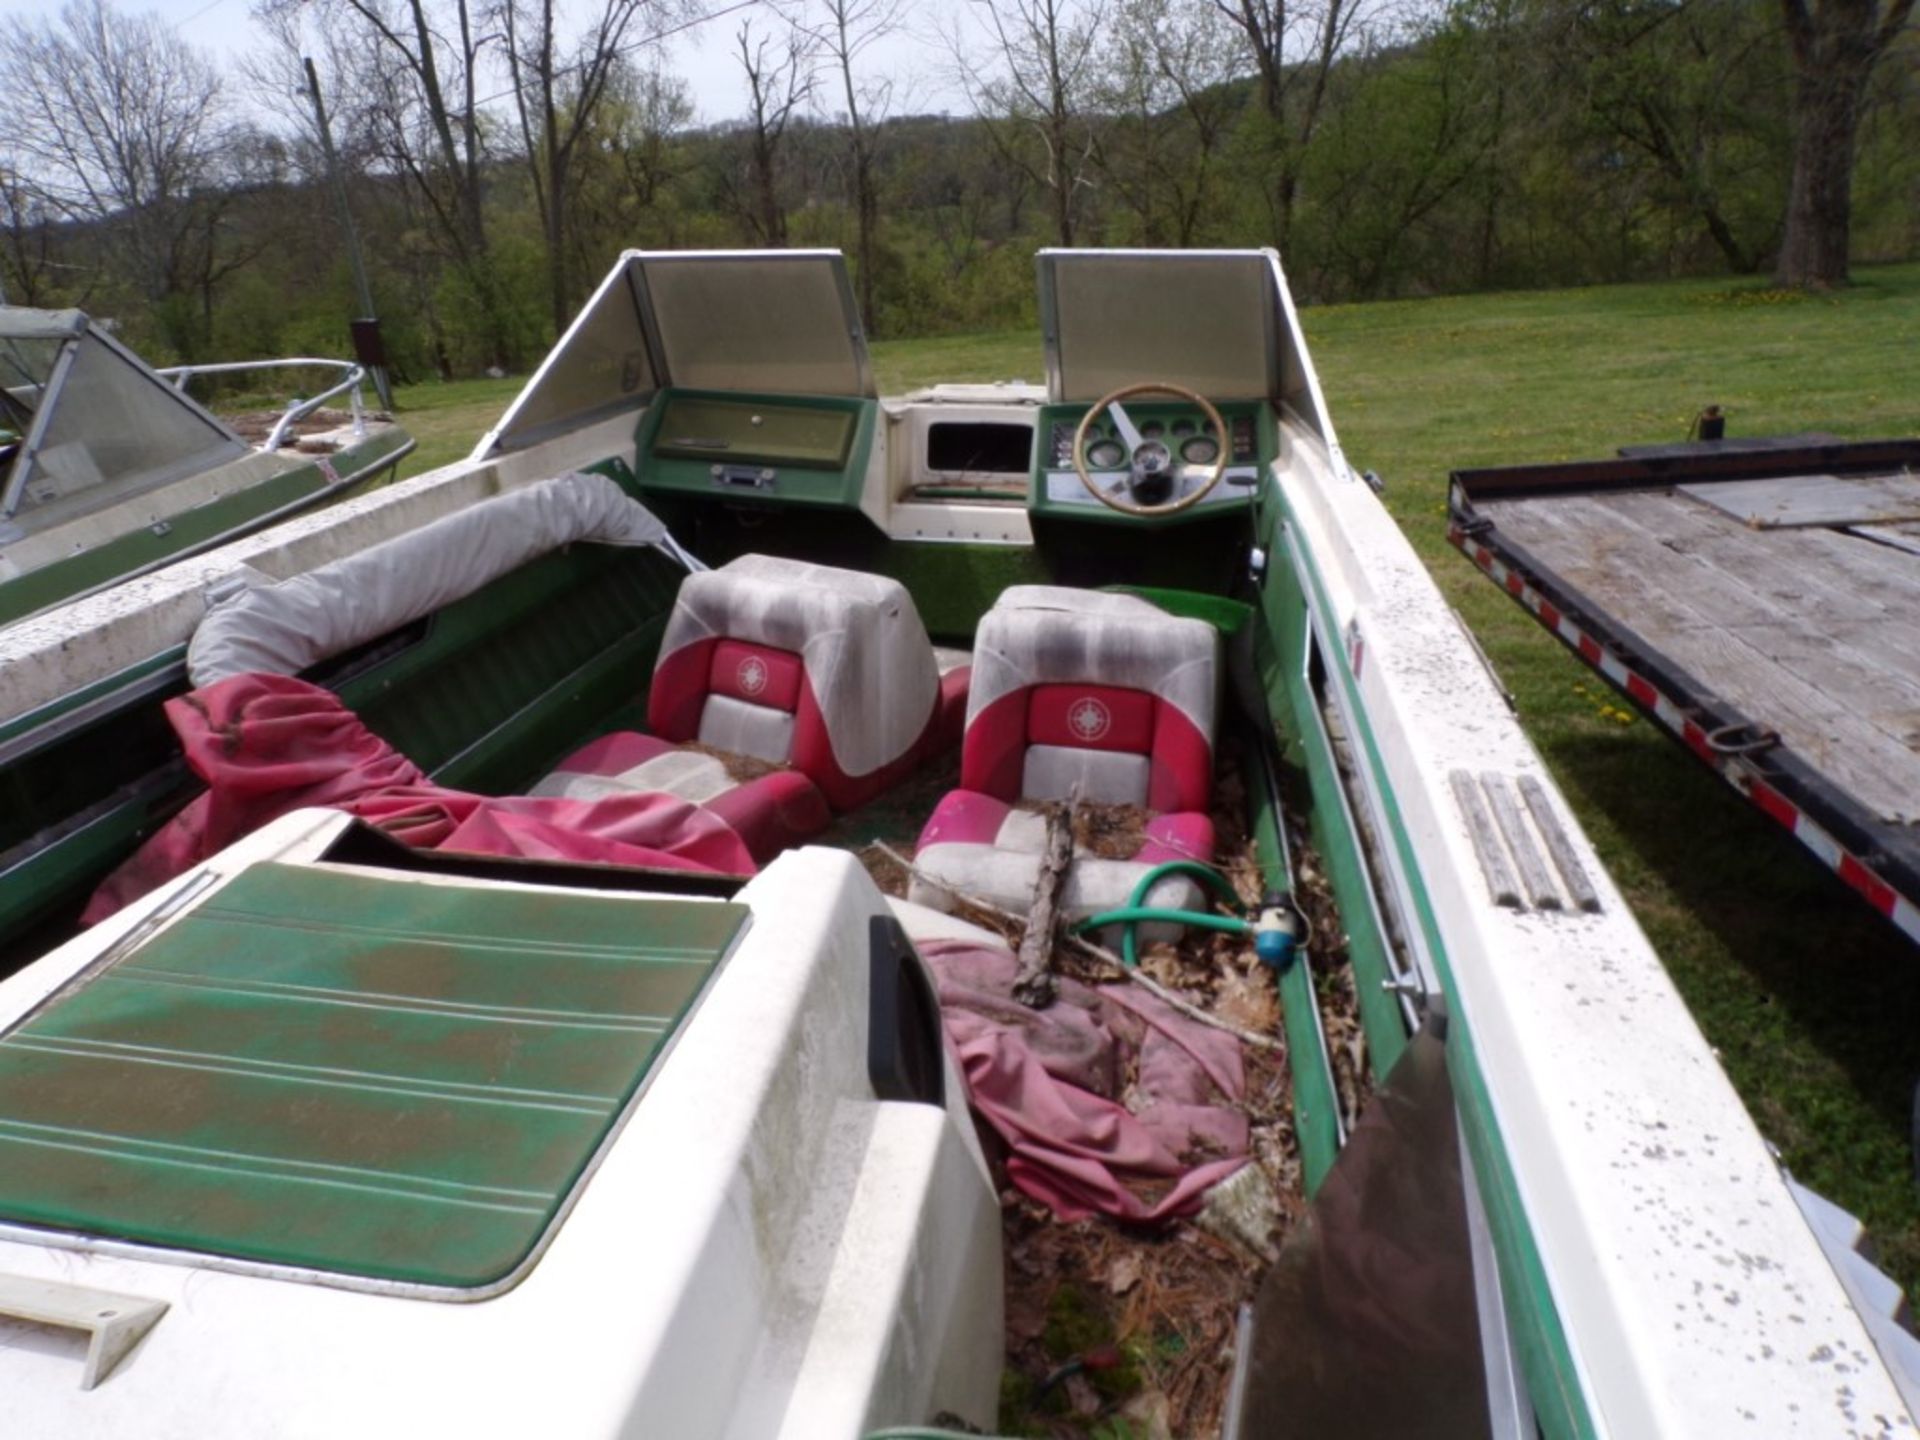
[634,388,875,512]
[1029,399,1278,529]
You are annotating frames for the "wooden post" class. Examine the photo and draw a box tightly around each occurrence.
[1012,800,1075,1008]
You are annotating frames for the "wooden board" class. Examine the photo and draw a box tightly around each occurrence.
[1848,521,1920,558]
[1677,470,1920,529]
[1484,488,1920,826]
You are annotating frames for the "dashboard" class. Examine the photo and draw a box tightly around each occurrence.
[626,387,1273,532]
[1033,398,1273,525]
[633,389,875,511]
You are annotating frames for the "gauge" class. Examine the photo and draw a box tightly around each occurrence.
[1180,435,1220,466]
[1087,438,1128,469]
[1172,418,1195,437]
[1141,420,1164,439]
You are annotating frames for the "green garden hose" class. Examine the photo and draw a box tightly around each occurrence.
[1069,858,1251,967]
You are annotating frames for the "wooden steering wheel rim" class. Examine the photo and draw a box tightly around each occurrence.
[1071,381,1229,518]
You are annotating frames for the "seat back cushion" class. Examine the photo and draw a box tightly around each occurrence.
[960,587,1217,813]
[647,555,943,804]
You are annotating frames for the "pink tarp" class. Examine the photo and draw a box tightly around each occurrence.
[84,673,756,924]
[921,938,1249,1224]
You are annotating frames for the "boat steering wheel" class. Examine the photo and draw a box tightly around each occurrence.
[1072,381,1229,518]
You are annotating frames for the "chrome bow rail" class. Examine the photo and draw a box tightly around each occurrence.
[157,357,369,451]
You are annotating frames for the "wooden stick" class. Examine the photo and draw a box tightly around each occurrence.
[870,842,1284,1053]
[1011,800,1074,1007]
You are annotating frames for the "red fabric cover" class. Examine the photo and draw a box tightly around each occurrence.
[1026,685,1155,754]
[915,787,1016,848]
[707,640,803,712]
[1136,811,1217,866]
[792,663,971,813]
[958,690,1030,801]
[961,684,1214,812]
[1147,704,1213,815]
[933,664,972,752]
[706,769,832,863]
[541,729,832,864]
[84,674,756,925]
[652,639,969,815]
[913,788,1215,867]
[922,937,1247,1223]
[647,636,717,743]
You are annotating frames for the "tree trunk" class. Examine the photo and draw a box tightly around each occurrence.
[1701,201,1759,275]
[1774,64,1866,288]
[854,149,877,334]
[547,154,569,338]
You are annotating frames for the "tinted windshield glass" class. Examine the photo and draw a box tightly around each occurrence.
[9,332,245,518]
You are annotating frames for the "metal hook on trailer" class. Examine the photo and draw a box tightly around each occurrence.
[1704,721,1781,756]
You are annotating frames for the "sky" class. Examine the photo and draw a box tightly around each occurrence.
[0,0,971,127]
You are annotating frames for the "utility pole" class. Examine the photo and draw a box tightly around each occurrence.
[303,56,393,411]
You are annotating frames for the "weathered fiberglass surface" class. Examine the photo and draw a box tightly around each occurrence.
[0,863,745,1289]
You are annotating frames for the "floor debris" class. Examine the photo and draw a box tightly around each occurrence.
[847,737,1375,1436]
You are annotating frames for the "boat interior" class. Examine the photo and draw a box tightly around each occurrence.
[0,249,1409,1433]
[2,249,1913,1436]
[4,252,1366,987]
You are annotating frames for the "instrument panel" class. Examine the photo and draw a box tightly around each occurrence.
[1033,399,1273,525]
[1045,411,1257,471]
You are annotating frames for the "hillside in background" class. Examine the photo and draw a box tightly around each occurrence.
[2,0,1916,378]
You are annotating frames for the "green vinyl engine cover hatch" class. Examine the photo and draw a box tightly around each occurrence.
[0,862,745,1291]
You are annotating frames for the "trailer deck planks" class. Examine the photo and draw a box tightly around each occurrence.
[1450,437,1920,945]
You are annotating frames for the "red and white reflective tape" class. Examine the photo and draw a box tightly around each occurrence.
[1450,524,1920,944]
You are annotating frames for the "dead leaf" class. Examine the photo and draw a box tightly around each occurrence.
[1106,1251,1143,1295]
[1214,968,1280,1035]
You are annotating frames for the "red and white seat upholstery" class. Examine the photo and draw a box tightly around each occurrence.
[909,586,1219,928]
[534,555,968,862]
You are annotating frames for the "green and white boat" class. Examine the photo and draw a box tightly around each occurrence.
[0,249,1912,1437]
[0,305,413,630]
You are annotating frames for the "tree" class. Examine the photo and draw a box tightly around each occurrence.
[560,59,693,268]
[1297,10,1498,296]
[1092,0,1239,246]
[1775,0,1916,286]
[806,0,905,333]
[266,0,520,365]
[0,0,240,352]
[498,0,670,335]
[1533,0,1787,277]
[0,162,62,308]
[725,19,816,246]
[958,0,1106,247]
[1212,0,1381,250]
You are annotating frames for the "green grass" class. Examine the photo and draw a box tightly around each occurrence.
[1305,264,1920,1300]
[385,262,1920,1296]
[389,376,526,478]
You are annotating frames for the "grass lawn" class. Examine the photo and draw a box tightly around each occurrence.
[389,261,1920,1295]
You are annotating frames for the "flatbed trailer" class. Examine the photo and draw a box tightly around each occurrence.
[1449,436,1920,947]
